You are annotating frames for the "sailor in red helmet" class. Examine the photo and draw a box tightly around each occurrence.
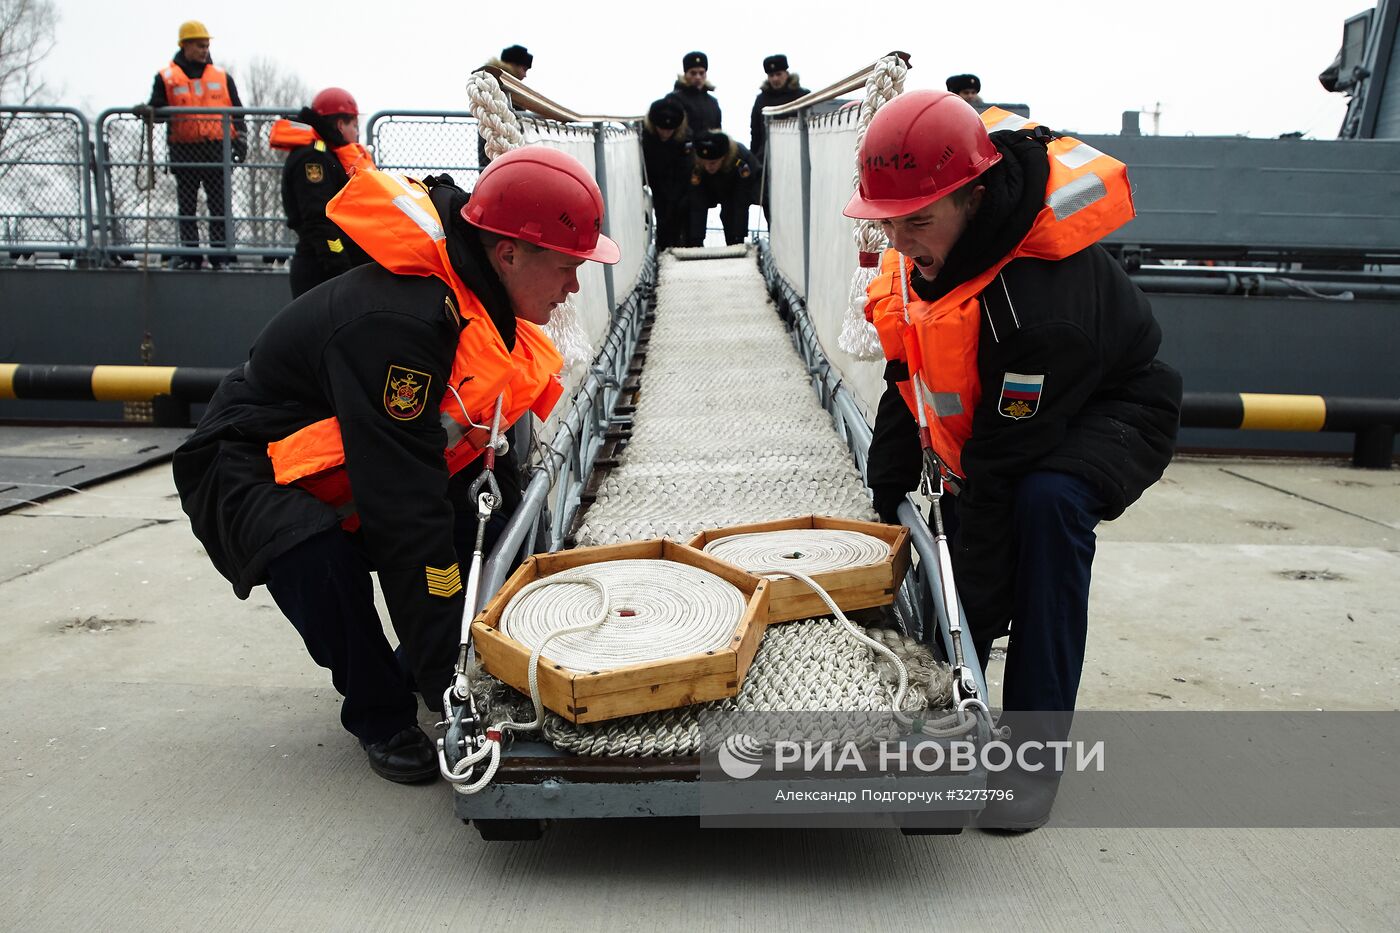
[269,87,377,297]
[848,92,1181,828]
[172,147,620,783]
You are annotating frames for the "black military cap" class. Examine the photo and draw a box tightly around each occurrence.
[683,51,708,71]
[648,98,685,130]
[693,131,729,160]
[501,45,534,68]
[763,54,789,75]
[945,73,981,94]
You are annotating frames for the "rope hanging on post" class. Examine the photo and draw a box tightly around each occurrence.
[465,71,593,373]
[837,54,908,362]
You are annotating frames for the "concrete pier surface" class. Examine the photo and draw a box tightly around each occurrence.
[1,453,1396,931]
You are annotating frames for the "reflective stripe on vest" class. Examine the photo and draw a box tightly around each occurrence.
[268,119,377,177]
[160,61,234,144]
[865,108,1136,479]
[267,170,564,522]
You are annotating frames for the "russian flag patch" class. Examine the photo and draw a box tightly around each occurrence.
[998,372,1044,420]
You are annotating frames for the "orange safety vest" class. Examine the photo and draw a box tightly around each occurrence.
[268,119,376,177]
[865,107,1136,480]
[160,61,235,144]
[266,169,564,527]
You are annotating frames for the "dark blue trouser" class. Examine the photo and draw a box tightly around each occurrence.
[940,470,1104,713]
[264,513,511,744]
[265,530,417,745]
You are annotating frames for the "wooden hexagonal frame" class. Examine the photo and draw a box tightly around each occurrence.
[689,515,910,624]
[472,539,770,724]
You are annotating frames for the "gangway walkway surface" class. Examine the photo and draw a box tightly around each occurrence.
[577,249,875,544]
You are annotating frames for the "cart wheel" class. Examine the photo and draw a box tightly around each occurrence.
[472,818,547,841]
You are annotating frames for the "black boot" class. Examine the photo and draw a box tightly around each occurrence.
[362,726,438,784]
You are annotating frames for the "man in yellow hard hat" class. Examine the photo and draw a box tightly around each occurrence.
[145,20,246,270]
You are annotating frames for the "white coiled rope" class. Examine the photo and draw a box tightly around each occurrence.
[499,559,746,671]
[702,528,889,576]
[464,70,593,374]
[837,53,908,362]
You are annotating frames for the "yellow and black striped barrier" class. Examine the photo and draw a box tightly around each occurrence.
[1183,392,1400,468]
[0,364,230,425]
[0,364,229,402]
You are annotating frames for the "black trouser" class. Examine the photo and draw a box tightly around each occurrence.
[654,197,688,250]
[170,141,230,258]
[936,470,1105,713]
[265,529,416,744]
[263,512,510,744]
[289,251,339,298]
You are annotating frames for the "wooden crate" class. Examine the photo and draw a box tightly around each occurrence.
[689,515,910,623]
[472,539,770,724]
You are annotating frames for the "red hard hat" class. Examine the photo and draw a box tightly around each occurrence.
[311,87,358,118]
[462,146,620,264]
[843,90,1002,220]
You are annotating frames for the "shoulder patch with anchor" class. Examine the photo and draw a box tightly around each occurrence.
[305,162,324,183]
[383,364,431,420]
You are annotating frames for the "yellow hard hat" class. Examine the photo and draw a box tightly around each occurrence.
[178,20,211,43]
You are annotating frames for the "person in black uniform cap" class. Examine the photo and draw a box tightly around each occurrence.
[946,73,984,107]
[687,131,760,246]
[667,50,721,135]
[498,44,533,79]
[643,97,693,249]
[749,54,808,162]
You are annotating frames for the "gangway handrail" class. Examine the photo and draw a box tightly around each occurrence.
[761,51,911,118]
[474,66,643,125]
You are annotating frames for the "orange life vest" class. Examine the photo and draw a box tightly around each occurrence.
[268,119,376,177]
[159,61,235,144]
[865,107,1136,480]
[266,170,564,528]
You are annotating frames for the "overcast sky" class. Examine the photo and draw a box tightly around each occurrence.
[39,0,1364,140]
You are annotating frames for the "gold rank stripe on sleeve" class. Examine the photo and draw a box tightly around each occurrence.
[425,563,463,598]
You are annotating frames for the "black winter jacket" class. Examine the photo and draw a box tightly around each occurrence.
[749,73,809,161]
[172,180,522,693]
[687,141,762,244]
[867,129,1181,641]
[667,79,722,135]
[280,107,372,276]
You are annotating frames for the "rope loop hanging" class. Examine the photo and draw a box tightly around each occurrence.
[838,53,908,361]
[464,70,593,375]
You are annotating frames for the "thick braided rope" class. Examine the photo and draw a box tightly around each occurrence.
[838,53,909,361]
[467,621,958,758]
[702,529,889,576]
[499,559,746,672]
[464,71,592,373]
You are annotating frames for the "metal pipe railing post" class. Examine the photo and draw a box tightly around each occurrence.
[593,121,616,312]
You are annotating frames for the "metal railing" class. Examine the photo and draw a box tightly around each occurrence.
[92,106,299,264]
[365,110,483,181]
[0,106,96,260]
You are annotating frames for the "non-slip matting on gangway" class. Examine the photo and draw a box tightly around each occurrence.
[574,250,876,545]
